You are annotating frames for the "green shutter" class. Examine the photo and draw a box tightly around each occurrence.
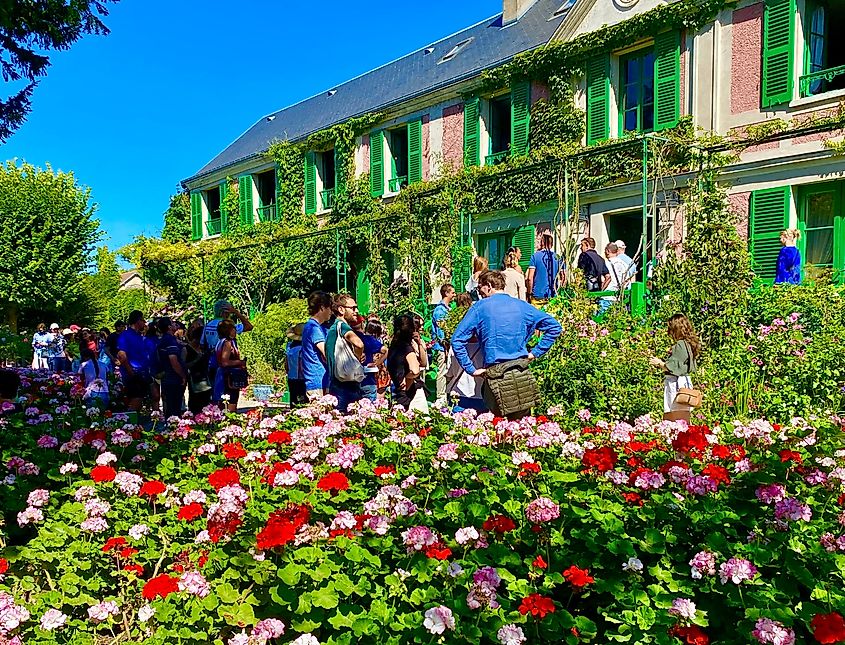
[654,31,681,131]
[750,186,790,282]
[220,181,229,233]
[238,175,253,226]
[304,152,317,214]
[370,131,384,197]
[762,0,795,107]
[463,98,480,167]
[511,225,536,272]
[190,190,202,241]
[408,120,423,184]
[586,54,610,145]
[356,260,371,315]
[511,81,530,157]
[334,147,346,195]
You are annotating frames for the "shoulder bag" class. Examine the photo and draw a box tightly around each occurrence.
[673,341,702,408]
[481,358,539,419]
[333,321,365,383]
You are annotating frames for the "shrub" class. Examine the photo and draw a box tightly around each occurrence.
[237,299,308,388]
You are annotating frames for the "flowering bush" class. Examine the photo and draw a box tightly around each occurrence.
[1,378,845,644]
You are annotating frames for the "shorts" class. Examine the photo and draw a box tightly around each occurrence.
[124,373,151,400]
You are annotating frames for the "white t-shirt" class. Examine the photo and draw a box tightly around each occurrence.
[78,360,110,397]
[606,256,631,291]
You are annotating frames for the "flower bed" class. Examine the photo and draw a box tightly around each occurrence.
[1,374,845,644]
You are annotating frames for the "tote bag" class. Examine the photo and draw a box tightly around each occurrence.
[333,321,365,383]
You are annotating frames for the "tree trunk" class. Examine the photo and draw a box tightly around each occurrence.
[5,301,17,333]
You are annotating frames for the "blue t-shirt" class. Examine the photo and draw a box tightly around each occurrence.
[116,328,150,377]
[356,332,384,387]
[157,333,185,382]
[300,318,328,391]
[286,342,302,381]
[775,247,801,285]
[529,250,560,299]
[431,302,449,352]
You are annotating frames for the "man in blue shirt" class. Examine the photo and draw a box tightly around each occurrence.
[301,291,333,400]
[116,310,151,411]
[156,317,188,419]
[452,270,561,378]
[526,230,564,302]
[431,283,455,406]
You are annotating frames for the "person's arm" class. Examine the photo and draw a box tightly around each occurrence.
[404,351,421,388]
[343,329,365,361]
[168,354,187,384]
[372,343,388,367]
[451,309,479,375]
[525,267,535,299]
[601,272,611,290]
[528,309,562,360]
[413,336,428,370]
[230,307,253,333]
[220,340,246,369]
[315,340,327,362]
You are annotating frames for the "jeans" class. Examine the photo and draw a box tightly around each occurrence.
[161,379,186,419]
[360,384,377,401]
[330,380,362,413]
[48,357,64,373]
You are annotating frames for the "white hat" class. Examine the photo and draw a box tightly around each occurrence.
[614,240,627,249]
[49,323,59,330]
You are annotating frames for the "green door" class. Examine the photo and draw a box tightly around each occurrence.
[798,182,843,281]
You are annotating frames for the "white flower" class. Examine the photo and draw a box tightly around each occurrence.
[40,608,67,631]
[59,462,78,475]
[138,604,155,622]
[622,557,643,572]
[96,451,117,465]
[669,598,697,621]
[289,635,321,645]
[128,524,149,540]
[423,606,455,635]
[498,624,527,645]
[454,526,480,545]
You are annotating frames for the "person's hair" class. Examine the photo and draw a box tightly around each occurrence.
[99,327,110,336]
[157,317,172,334]
[390,314,415,348]
[605,242,619,254]
[217,319,235,340]
[37,323,46,332]
[307,291,332,315]
[472,256,489,274]
[145,321,159,338]
[80,346,96,362]
[365,320,384,337]
[127,310,144,326]
[189,326,203,342]
[781,228,801,242]
[456,292,473,308]
[332,293,355,312]
[0,369,21,399]
[667,313,702,359]
[439,283,455,298]
[114,320,126,328]
[478,269,506,291]
[503,249,520,270]
[581,237,596,249]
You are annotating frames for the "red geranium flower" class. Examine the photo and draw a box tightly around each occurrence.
[536,415,549,423]
[418,427,430,438]
[374,465,396,477]
[483,514,516,534]
[811,612,845,644]
[779,449,803,464]
[710,444,731,459]
[518,462,541,477]
[838,493,845,507]
[669,625,709,645]
[139,480,166,497]
[102,536,127,553]
[177,502,204,522]
[222,442,247,460]
[622,492,643,506]
[208,467,240,490]
[518,593,555,619]
[142,574,180,600]
[425,542,452,560]
[122,563,144,576]
[267,431,291,444]
[672,427,709,454]
[317,471,349,492]
[0,558,9,575]
[90,465,117,483]
[563,565,594,588]
[261,461,293,485]
[701,464,731,487]
[581,446,618,473]
[119,547,138,559]
[532,555,548,569]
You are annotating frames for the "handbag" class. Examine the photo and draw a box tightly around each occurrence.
[226,367,249,390]
[672,342,702,408]
[332,321,365,383]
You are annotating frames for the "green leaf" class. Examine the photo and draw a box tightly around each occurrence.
[313,585,340,610]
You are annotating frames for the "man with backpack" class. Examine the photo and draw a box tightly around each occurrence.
[325,293,365,413]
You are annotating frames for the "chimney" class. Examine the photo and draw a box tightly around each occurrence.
[502,0,537,25]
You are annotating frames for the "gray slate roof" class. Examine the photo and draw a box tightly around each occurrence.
[185,0,574,185]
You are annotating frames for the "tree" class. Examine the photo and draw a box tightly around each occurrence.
[0,161,101,330]
[0,0,117,141]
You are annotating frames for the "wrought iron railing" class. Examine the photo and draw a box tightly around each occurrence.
[205,219,222,236]
[799,64,845,97]
[388,176,407,192]
[485,150,509,166]
[256,204,277,223]
[320,188,335,210]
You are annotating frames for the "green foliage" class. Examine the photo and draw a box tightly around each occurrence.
[0,161,101,330]
[161,193,191,243]
[237,299,308,386]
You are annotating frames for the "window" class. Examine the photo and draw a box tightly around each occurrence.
[319,150,336,210]
[204,188,221,236]
[255,170,276,222]
[388,128,408,192]
[801,0,845,96]
[478,232,511,270]
[486,96,511,165]
[620,48,656,134]
[438,38,473,64]
[798,182,843,278]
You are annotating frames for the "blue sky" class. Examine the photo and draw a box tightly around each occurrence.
[3,0,498,255]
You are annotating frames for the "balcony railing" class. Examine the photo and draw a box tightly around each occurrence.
[205,219,222,236]
[485,150,509,166]
[256,204,277,223]
[799,64,845,97]
[320,188,335,210]
[388,176,407,193]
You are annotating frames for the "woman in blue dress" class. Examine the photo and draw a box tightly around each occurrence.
[775,229,801,285]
